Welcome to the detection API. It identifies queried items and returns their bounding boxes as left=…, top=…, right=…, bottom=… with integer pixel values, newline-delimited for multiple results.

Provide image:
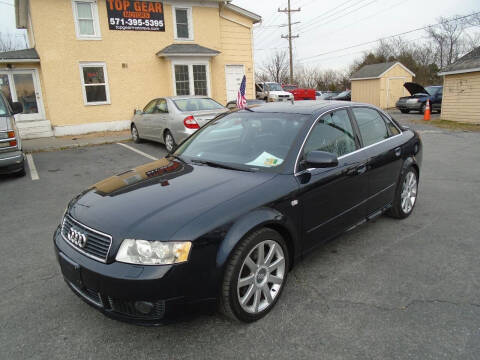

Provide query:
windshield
left=425, top=86, right=439, bottom=96
left=175, top=111, right=310, bottom=172
left=174, top=98, right=225, bottom=112
left=336, top=91, right=349, bottom=97
left=0, top=94, right=8, bottom=116
left=265, top=83, right=284, bottom=92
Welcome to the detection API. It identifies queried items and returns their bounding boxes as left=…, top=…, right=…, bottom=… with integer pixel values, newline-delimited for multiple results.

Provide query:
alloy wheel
left=237, top=240, right=285, bottom=314
left=401, top=171, right=417, bottom=214
left=131, top=126, right=139, bottom=142
left=165, top=133, right=174, bottom=152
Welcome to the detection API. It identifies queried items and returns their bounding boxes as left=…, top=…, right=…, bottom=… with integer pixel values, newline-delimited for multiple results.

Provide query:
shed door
left=386, top=77, right=407, bottom=109
left=225, top=65, right=245, bottom=102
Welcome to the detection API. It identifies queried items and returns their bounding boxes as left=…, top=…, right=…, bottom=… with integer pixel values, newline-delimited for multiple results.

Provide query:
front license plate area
left=59, top=252, right=82, bottom=288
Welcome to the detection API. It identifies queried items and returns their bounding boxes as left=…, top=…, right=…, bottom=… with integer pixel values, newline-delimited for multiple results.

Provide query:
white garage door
left=225, top=65, right=245, bottom=102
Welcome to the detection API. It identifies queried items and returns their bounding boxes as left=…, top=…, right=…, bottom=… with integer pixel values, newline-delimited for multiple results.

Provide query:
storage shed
left=350, top=62, right=415, bottom=109
left=438, top=47, right=480, bottom=124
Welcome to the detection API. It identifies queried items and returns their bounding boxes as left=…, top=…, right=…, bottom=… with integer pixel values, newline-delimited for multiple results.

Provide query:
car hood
left=403, top=82, right=429, bottom=96
left=68, top=157, right=276, bottom=243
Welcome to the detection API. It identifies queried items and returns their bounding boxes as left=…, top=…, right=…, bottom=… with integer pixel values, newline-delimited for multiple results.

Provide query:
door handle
left=346, top=163, right=367, bottom=176
left=394, top=147, right=402, bottom=157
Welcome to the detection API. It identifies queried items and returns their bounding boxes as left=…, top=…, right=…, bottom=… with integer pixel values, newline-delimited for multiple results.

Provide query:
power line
left=297, top=11, right=480, bottom=62
left=296, top=0, right=360, bottom=32
left=298, top=0, right=378, bottom=34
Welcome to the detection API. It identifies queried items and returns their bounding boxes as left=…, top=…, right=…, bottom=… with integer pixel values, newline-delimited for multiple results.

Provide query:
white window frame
left=79, top=62, right=111, bottom=106
left=172, top=6, right=194, bottom=41
left=72, top=0, right=102, bottom=40
left=171, top=58, right=211, bottom=97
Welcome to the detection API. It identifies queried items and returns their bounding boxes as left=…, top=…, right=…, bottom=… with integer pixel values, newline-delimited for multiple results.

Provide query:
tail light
left=183, top=115, right=200, bottom=129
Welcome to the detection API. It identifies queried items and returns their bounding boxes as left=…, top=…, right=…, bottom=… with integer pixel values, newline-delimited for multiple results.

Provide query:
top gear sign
left=106, top=0, right=165, bottom=32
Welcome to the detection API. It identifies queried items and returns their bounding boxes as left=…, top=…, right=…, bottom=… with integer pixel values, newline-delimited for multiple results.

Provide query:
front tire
left=131, top=124, right=141, bottom=143
left=389, top=167, right=418, bottom=219
left=220, top=228, right=289, bottom=322
left=400, top=109, right=410, bottom=114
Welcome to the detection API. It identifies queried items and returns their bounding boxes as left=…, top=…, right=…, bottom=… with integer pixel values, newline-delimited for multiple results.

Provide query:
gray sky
left=1, top=0, right=479, bottom=70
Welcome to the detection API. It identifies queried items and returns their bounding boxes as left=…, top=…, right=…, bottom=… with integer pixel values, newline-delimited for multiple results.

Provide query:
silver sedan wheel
left=131, top=126, right=139, bottom=142
left=165, top=133, right=174, bottom=152
left=401, top=171, right=417, bottom=214
left=237, top=240, right=286, bottom=314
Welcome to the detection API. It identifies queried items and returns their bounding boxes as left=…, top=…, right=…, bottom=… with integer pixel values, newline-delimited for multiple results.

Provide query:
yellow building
left=438, top=47, right=480, bottom=124
left=0, top=0, right=260, bottom=138
left=350, top=62, right=415, bottom=109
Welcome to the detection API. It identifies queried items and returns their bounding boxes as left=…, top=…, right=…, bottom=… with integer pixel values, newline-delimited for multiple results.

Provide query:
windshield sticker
left=246, top=152, right=283, bottom=167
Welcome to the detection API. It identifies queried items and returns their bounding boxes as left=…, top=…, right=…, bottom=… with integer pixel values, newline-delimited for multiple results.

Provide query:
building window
left=72, top=0, right=101, bottom=39
left=173, top=63, right=209, bottom=96
left=79, top=62, right=110, bottom=105
left=173, top=7, right=193, bottom=40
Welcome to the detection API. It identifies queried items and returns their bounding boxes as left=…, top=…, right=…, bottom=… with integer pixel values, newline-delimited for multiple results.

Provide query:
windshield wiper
left=168, top=154, right=185, bottom=163
left=191, top=159, right=254, bottom=172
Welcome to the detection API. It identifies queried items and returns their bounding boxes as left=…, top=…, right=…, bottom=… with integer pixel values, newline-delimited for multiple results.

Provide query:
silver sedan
left=130, top=96, right=228, bottom=152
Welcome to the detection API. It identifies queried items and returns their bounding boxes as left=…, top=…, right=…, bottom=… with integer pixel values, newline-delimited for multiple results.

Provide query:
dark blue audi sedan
left=54, top=100, right=422, bottom=324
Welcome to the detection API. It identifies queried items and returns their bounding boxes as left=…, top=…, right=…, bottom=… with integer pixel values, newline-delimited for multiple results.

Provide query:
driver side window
left=303, top=109, right=357, bottom=158
left=156, top=99, right=168, bottom=113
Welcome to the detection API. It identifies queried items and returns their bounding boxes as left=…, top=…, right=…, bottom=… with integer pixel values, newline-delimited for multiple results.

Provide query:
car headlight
left=407, top=99, right=419, bottom=104
left=116, top=239, right=192, bottom=265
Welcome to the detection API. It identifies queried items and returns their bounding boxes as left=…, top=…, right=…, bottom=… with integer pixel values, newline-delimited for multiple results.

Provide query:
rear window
left=174, top=98, right=224, bottom=112
left=0, top=95, right=8, bottom=116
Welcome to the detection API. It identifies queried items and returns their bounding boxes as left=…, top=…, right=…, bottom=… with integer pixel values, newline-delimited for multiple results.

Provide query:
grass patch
left=411, top=118, right=480, bottom=132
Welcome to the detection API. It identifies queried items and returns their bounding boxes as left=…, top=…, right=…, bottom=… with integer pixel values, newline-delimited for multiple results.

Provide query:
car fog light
left=134, top=301, right=154, bottom=314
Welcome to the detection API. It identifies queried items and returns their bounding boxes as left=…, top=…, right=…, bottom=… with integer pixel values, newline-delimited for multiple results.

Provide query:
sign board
left=106, top=1, right=165, bottom=31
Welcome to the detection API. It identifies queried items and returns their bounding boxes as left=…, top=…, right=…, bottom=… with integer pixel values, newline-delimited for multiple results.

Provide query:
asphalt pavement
left=1, top=114, right=479, bottom=360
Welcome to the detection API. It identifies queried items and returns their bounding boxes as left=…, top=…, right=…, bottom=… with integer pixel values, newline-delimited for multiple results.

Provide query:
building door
left=386, top=77, right=407, bottom=109
left=225, top=65, right=245, bottom=102
left=0, top=69, right=45, bottom=122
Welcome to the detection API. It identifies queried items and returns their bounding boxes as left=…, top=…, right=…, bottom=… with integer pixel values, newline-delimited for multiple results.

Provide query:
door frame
left=224, top=64, right=245, bottom=102
left=0, top=68, right=46, bottom=122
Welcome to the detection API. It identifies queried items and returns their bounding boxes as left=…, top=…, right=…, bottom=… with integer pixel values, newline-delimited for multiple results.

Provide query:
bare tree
left=260, top=50, right=289, bottom=83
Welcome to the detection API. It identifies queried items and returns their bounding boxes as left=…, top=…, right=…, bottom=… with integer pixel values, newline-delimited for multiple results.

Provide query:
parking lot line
left=26, top=154, right=39, bottom=180
left=116, top=143, right=158, bottom=161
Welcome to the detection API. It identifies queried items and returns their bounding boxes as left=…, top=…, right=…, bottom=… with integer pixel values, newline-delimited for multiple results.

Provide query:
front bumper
left=0, top=150, right=24, bottom=174
left=396, top=101, right=423, bottom=111
left=53, top=227, right=217, bottom=325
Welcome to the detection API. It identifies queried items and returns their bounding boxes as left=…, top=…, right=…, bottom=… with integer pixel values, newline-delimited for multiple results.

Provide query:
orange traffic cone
left=423, top=99, right=431, bottom=121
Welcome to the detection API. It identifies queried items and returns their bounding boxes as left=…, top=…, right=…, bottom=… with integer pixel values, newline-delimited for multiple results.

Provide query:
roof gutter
left=438, top=67, right=480, bottom=76
left=0, top=59, right=40, bottom=63
left=15, top=0, right=29, bottom=29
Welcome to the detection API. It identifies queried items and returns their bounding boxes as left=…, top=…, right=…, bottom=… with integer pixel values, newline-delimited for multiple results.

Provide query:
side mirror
left=303, top=151, right=338, bottom=169
left=134, top=109, right=142, bottom=115
left=11, top=102, right=23, bottom=115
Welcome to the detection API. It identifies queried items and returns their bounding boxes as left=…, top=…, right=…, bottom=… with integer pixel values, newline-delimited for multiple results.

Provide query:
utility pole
left=279, top=0, right=300, bottom=84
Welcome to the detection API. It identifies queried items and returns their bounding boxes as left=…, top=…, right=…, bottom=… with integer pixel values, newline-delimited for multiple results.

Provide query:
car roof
left=242, top=100, right=375, bottom=115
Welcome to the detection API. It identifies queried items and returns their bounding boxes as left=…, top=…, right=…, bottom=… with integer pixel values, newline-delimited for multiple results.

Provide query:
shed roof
left=438, top=46, right=480, bottom=76
left=350, top=61, right=415, bottom=80
left=156, top=44, right=220, bottom=57
left=0, top=48, right=40, bottom=63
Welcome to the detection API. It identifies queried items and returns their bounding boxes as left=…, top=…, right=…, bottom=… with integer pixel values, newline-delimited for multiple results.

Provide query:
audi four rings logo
left=67, top=228, right=87, bottom=248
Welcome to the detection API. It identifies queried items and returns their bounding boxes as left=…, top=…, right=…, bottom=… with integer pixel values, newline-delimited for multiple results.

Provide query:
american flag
left=236, top=75, right=247, bottom=109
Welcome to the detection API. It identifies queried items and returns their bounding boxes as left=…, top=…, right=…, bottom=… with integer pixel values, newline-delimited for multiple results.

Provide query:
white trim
left=224, top=3, right=261, bottom=23
left=170, top=57, right=211, bottom=97
left=53, top=120, right=130, bottom=136
left=161, top=53, right=217, bottom=57
left=438, top=67, right=480, bottom=76
left=351, top=62, right=415, bottom=81
left=172, top=6, right=194, bottom=41
left=219, top=13, right=251, bottom=28
left=78, top=62, right=111, bottom=106
left=71, top=0, right=102, bottom=40
left=0, top=59, right=40, bottom=63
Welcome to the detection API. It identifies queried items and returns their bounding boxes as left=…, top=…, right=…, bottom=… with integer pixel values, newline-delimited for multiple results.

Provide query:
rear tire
left=164, top=130, right=176, bottom=153
left=220, top=228, right=289, bottom=323
left=388, top=166, right=418, bottom=219
left=131, top=124, right=141, bottom=143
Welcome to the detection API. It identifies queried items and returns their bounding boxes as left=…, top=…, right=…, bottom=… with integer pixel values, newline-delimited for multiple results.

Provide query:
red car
left=282, top=84, right=316, bottom=101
